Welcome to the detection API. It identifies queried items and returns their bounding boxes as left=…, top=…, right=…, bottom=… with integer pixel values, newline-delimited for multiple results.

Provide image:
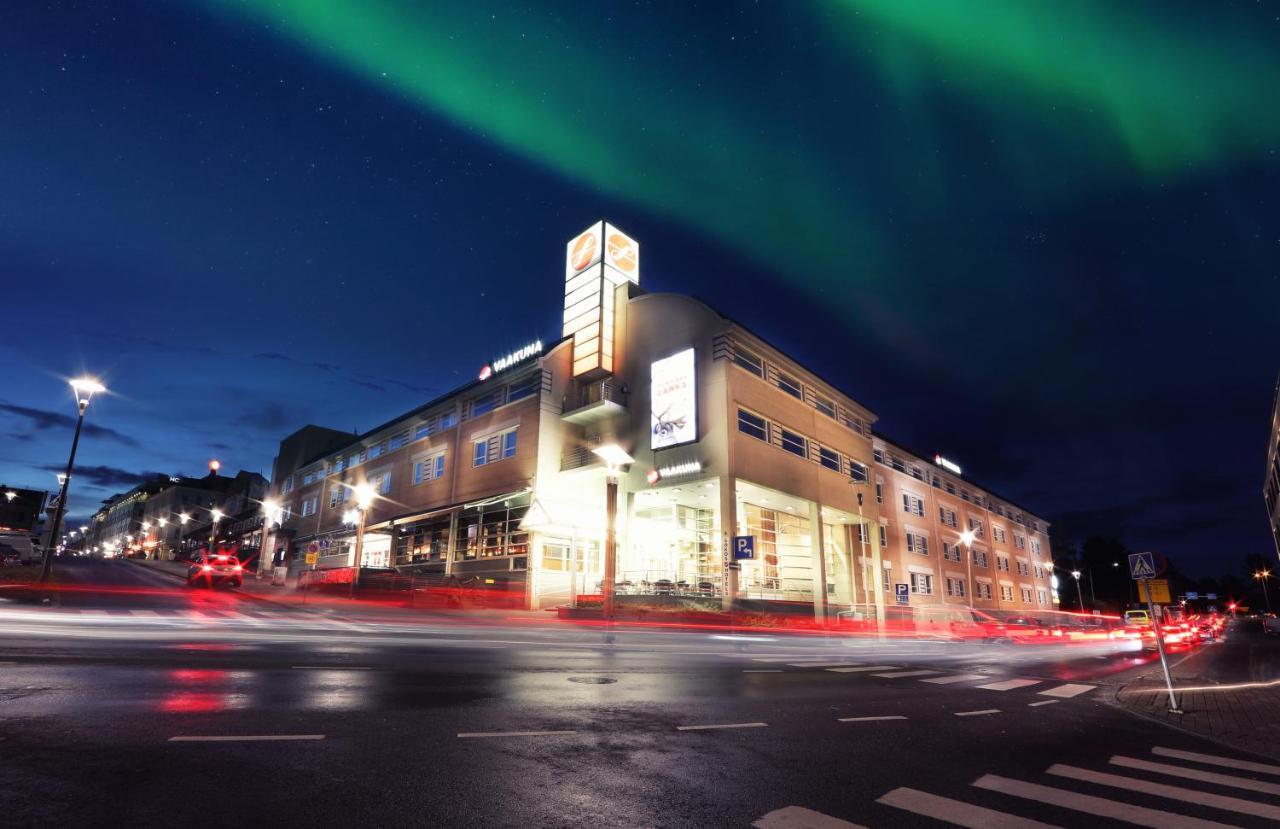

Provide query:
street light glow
left=353, top=483, right=376, bottom=511
left=68, top=377, right=106, bottom=396
left=211, top=509, right=224, bottom=521
left=959, top=529, right=976, bottom=545
left=179, top=512, right=190, bottom=524
left=4, top=490, right=16, bottom=502
left=592, top=444, right=635, bottom=468
left=1071, top=570, right=1082, bottom=579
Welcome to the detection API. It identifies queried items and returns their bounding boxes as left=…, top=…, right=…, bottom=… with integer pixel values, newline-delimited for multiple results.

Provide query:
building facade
left=0, top=485, right=47, bottom=533
left=1265, top=377, right=1280, bottom=563
left=264, top=221, right=1055, bottom=618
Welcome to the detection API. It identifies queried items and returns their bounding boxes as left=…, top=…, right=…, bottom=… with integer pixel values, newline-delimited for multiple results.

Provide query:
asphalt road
left=2, top=558, right=1278, bottom=828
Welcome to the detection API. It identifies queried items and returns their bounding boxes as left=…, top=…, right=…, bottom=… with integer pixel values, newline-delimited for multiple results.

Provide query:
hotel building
left=263, top=221, right=1055, bottom=619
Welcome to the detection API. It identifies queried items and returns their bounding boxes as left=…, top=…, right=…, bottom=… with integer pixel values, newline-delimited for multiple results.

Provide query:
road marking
left=751, top=657, right=812, bottom=662
left=457, top=730, right=578, bottom=739
left=976, top=679, right=1040, bottom=692
left=825, top=665, right=899, bottom=673
left=169, top=735, right=325, bottom=742
left=1110, top=755, right=1280, bottom=796
left=973, top=774, right=1234, bottom=829
left=786, top=662, right=862, bottom=668
left=743, top=669, right=784, bottom=673
left=872, top=670, right=940, bottom=678
left=1152, top=746, right=1280, bottom=776
left=130, top=610, right=161, bottom=617
left=955, top=709, right=1001, bottom=717
left=1050, top=764, right=1280, bottom=821
left=290, top=666, right=372, bottom=671
left=677, top=722, right=767, bottom=731
left=1038, top=684, right=1094, bottom=699
left=752, top=805, right=867, bottom=829
left=1028, top=700, right=1059, bottom=707
left=837, top=715, right=907, bottom=722
left=920, top=673, right=986, bottom=684
left=878, top=786, right=1063, bottom=829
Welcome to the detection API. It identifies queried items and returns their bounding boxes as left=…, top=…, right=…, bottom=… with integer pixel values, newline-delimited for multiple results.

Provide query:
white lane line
left=921, top=673, right=986, bottom=685
left=825, top=665, right=899, bottom=673
left=290, top=666, right=372, bottom=671
left=169, top=735, right=324, bottom=742
left=878, top=786, right=1063, bottom=829
left=1111, top=755, right=1280, bottom=796
left=977, top=679, right=1040, bottom=692
left=752, top=805, right=867, bottom=829
left=955, top=709, right=1001, bottom=717
left=837, top=715, right=908, bottom=722
left=1152, top=746, right=1280, bottom=777
left=677, top=722, right=767, bottom=731
left=130, top=610, right=161, bottom=617
left=751, top=657, right=813, bottom=662
left=1038, top=684, right=1095, bottom=699
left=973, top=774, right=1234, bottom=829
left=786, top=662, right=863, bottom=668
left=1050, top=764, right=1280, bottom=822
left=872, top=670, right=940, bottom=678
left=457, top=730, right=578, bottom=739
left=1028, top=700, right=1060, bottom=707
left=743, top=669, right=784, bottom=673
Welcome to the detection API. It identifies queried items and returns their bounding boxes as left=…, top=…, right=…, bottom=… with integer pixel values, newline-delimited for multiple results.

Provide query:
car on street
left=186, top=554, right=244, bottom=588
left=1264, top=614, right=1280, bottom=635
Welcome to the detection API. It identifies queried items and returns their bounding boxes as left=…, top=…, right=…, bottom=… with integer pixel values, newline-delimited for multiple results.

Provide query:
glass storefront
left=627, top=479, right=720, bottom=593
left=456, top=491, right=530, bottom=568
left=394, top=514, right=451, bottom=567
left=740, top=501, right=812, bottom=600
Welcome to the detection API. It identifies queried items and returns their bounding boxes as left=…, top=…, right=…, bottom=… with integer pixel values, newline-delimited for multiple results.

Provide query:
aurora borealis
left=1, top=1, right=1278, bottom=573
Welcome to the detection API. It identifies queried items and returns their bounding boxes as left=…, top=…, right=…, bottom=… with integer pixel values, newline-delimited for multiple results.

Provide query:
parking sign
left=895, top=583, right=910, bottom=605
left=733, top=535, right=755, bottom=561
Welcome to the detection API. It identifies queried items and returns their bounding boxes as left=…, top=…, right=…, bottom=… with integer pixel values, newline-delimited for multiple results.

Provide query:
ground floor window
left=395, top=514, right=451, bottom=565
left=456, top=493, right=530, bottom=561
left=741, top=502, right=811, bottom=596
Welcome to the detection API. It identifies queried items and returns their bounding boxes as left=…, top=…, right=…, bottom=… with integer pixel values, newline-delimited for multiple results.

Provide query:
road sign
left=306, top=541, right=319, bottom=555
left=1206, top=593, right=1218, bottom=600
left=1138, top=579, right=1171, bottom=604
left=1129, top=552, right=1157, bottom=579
left=894, top=583, right=910, bottom=605
left=319, top=538, right=332, bottom=550
left=733, top=535, right=755, bottom=561
left=304, top=552, right=318, bottom=565
left=1186, top=591, right=1200, bottom=600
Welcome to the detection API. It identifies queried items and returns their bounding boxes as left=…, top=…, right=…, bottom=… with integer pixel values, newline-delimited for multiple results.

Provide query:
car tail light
left=202, top=564, right=212, bottom=572
left=233, top=564, right=242, bottom=571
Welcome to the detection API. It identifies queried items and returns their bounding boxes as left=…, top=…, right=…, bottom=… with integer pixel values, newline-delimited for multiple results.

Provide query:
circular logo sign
left=478, top=364, right=493, bottom=381
left=569, top=230, right=598, bottom=271
left=607, top=232, right=637, bottom=273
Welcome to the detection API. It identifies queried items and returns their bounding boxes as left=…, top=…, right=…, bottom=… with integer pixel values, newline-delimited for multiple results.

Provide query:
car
left=1264, top=614, right=1280, bottom=635
left=187, top=554, right=243, bottom=588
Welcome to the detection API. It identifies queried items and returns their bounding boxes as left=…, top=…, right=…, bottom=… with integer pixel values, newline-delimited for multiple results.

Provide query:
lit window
left=902, top=493, right=924, bottom=517
left=413, top=454, right=445, bottom=485
left=906, top=531, right=929, bottom=556
left=910, top=573, right=933, bottom=595
left=473, top=440, right=487, bottom=467
left=737, top=409, right=768, bottom=441
left=502, top=431, right=517, bottom=458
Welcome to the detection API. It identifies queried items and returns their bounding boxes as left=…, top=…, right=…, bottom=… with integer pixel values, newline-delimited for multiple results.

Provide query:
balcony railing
left=561, top=379, right=627, bottom=417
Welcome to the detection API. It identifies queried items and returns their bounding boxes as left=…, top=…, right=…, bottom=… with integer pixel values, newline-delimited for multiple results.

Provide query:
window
left=1016, top=560, right=1029, bottom=576
left=302, top=471, right=316, bottom=486
left=1037, top=589, right=1048, bottom=605
left=734, top=348, right=764, bottom=378
left=947, top=577, right=966, bottom=598
left=388, top=431, right=408, bottom=452
left=992, top=526, right=1006, bottom=544
left=368, top=471, right=392, bottom=495
left=415, top=421, right=434, bottom=441
left=329, top=484, right=350, bottom=509
left=780, top=429, right=807, bottom=458
left=902, top=493, right=924, bottom=517
left=473, top=429, right=518, bottom=467
left=906, top=530, right=929, bottom=556
left=1000, top=584, right=1014, bottom=602
left=1030, top=539, right=1042, bottom=556
left=939, top=507, right=957, bottom=528
left=942, top=541, right=962, bottom=562
left=440, top=411, right=458, bottom=430
left=848, top=460, right=868, bottom=482
left=1033, top=565, right=1043, bottom=579
left=879, top=524, right=888, bottom=549
left=470, top=390, right=501, bottom=418
left=1014, top=534, right=1026, bottom=550
left=367, top=443, right=383, bottom=461
left=1021, top=587, right=1033, bottom=603
left=875, top=479, right=884, bottom=503
left=777, top=372, right=803, bottom=400
left=996, top=556, right=1010, bottom=572
left=819, top=446, right=840, bottom=471
left=968, top=517, right=985, bottom=538
left=413, top=454, right=445, bottom=485
left=737, top=408, right=768, bottom=441
left=973, top=548, right=989, bottom=568
left=300, top=497, right=318, bottom=517
left=873, top=448, right=884, bottom=465
left=882, top=566, right=891, bottom=591
left=506, top=373, right=541, bottom=403
left=976, top=582, right=993, bottom=600
left=812, top=393, right=835, bottom=419
left=910, top=572, right=933, bottom=595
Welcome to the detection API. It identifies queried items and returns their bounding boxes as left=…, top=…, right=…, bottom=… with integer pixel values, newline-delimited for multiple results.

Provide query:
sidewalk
left=1109, top=625, right=1280, bottom=760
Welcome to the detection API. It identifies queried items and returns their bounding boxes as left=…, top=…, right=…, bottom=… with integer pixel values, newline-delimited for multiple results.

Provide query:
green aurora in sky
left=190, top=0, right=1280, bottom=358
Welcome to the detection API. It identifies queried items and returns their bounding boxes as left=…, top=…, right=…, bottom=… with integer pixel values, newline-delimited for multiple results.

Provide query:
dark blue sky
left=1, top=1, right=1277, bottom=576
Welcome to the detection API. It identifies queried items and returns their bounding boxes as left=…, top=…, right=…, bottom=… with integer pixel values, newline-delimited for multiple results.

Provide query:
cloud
left=349, top=379, right=387, bottom=393
left=0, top=402, right=140, bottom=447
left=40, top=464, right=167, bottom=489
left=252, top=352, right=293, bottom=361
left=237, top=400, right=292, bottom=433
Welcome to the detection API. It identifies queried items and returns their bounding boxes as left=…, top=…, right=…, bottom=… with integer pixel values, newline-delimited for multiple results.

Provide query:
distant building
left=0, top=485, right=47, bottom=533
left=261, top=221, right=1056, bottom=617
left=1265, top=377, right=1280, bottom=561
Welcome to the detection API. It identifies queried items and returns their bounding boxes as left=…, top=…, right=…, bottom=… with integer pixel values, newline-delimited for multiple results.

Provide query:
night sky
left=2, top=1, right=1278, bottom=576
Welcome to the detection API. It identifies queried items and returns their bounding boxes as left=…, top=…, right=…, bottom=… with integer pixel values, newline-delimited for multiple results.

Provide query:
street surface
left=2, top=558, right=1279, bottom=827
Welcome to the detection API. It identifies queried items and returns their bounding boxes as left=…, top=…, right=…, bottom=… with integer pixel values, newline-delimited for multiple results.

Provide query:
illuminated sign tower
left=562, top=221, right=640, bottom=378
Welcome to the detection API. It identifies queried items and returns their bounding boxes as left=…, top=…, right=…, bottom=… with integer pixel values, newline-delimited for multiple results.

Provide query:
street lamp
left=959, top=528, right=976, bottom=605
left=40, top=376, right=106, bottom=583
left=4, top=490, right=16, bottom=502
left=1071, top=569, right=1085, bottom=612
left=347, top=483, right=376, bottom=593
left=209, top=508, right=224, bottom=556
left=177, top=512, right=190, bottom=560
left=259, top=498, right=282, bottom=578
left=1255, top=569, right=1273, bottom=613
left=592, top=444, right=633, bottom=636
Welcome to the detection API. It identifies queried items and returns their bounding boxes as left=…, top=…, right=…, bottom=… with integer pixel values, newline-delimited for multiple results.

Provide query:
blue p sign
left=733, top=535, right=755, bottom=560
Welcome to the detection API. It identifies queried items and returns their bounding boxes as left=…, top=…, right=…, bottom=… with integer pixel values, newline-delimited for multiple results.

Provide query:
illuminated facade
left=265, top=221, right=1054, bottom=617
left=1264, top=377, right=1280, bottom=562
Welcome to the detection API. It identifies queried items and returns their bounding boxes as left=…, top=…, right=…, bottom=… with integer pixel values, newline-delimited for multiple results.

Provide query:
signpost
left=1186, top=591, right=1200, bottom=600
left=1137, top=579, right=1171, bottom=603
left=733, top=536, right=755, bottom=561
left=1130, top=551, right=1180, bottom=713
left=894, top=583, right=909, bottom=606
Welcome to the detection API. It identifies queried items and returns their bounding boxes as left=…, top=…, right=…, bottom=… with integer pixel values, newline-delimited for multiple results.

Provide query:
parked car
left=1263, top=614, right=1280, bottom=635
left=186, top=554, right=243, bottom=588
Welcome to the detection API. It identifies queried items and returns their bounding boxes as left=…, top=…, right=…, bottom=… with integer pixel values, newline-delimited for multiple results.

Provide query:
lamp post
left=1071, top=569, right=1085, bottom=612
left=592, top=444, right=633, bottom=641
left=959, top=528, right=976, bottom=605
left=39, top=377, right=106, bottom=584
left=346, top=483, right=376, bottom=595
left=156, top=518, right=168, bottom=560
left=260, top=498, right=282, bottom=578
left=209, top=508, right=224, bottom=557
left=177, top=512, right=190, bottom=560
left=1255, top=569, right=1273, bottom=613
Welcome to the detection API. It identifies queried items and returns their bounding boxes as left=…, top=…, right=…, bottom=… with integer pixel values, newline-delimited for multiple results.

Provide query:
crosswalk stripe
left=955, top=709, right=1001, bottom=717
left=1028, top=700, right=1059, bottom=707
left=1152, top=746, right=1280, bottom=777
left=837, top=716, right=907, bottom=722
left=878, top=786, right=1062, bottom=828
left=1037, top=684, right=1094, bottom=699
left=973, top=774, right=1236, bottom=829
left=1050, top=763, right=1280, bottom=821
left=1110, top=755, right=1280, bottom=796
left=976, top=679, right=1040, bottom=692
left=871, top=670, right=940, bottom=678
left=825, top=666, right=899, bottom=673
left=921, top=674, right=987, bottom=684
left=752, top=805, right=866, bottom=829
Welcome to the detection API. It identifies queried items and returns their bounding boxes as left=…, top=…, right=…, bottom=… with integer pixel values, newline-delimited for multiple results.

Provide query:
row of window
left=890, top=480, right=1041, bottom=554
left=882, top=568, right=1048, bottom=605
left=737, top=408, right=869, bottom=482
left=872, top=447, right=1044, bottom=534
left=728, top=342, right=868, bottom=436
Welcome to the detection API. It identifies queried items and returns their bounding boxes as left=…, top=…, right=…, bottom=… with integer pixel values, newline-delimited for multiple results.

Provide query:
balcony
left=561, top=379, right=627, bottom=425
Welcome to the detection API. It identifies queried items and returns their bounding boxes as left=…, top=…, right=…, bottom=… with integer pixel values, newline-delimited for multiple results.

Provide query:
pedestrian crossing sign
left=1128, top=552, right=1157, bottom=579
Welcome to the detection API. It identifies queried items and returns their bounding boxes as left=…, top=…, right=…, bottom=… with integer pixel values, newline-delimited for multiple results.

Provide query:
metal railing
left=561, top=378, right=627, bottom=415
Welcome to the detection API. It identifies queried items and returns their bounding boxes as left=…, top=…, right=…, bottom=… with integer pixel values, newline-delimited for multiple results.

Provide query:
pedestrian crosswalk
left=753, top=744, right=1280, bottom=828
left=0, top=605, right=363, bottom=630
left=736, top=655, right=1097, bottom=701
